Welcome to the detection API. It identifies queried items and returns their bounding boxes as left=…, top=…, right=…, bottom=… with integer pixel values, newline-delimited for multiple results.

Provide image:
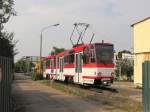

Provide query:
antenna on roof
left=89, top=33, right=95, bottom=44
left=70, top=25, right=76, bottom=46
left=70, top=22, right=92, bottom=47
left=80, top=24, right=89, bottom=44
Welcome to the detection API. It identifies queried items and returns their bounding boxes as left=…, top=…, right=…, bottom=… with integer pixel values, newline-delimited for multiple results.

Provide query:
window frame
left=90, top=45, right=96, bottom=63
left=83, top=47, right=90, bottom=64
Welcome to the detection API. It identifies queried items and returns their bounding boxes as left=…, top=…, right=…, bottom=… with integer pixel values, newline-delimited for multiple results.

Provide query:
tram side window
left=59, top=58, right=62, bottom=72
left=75, top=53, right=82, bottom=73
left=61, top=58, right=64, bottom=72
left=59, top=58, right=64, bottom=72
left=64, top=53, right=74, bottom=65
left=64, top=55, right=69, bottom=65
left=57, top=57, right=59, bottom=68
left=79, top=53, right=82, bottom=73
left=75, top=54, right=78, bottom=73
left=62, top=58, right=64, bottom=72
left=50, top=60, right=52, bottom=69
left=69, top=53, right=74, bottom=64
left=83, top=47, right=89, bottom=64
left=64, top=56, right=67, bottom=65
left=51, top=60, right=54, bottom=73
left=90, top=48, right=96, bottom=63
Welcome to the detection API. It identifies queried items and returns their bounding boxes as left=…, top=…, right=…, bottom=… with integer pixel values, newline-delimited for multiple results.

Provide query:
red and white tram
left=43, top=42, right=114, bottom=86
left=43, top=23, right=115, bottom=86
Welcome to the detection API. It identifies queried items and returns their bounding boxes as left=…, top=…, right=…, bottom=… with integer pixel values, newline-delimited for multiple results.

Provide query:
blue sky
left=4, top=0, right=150, bottom=60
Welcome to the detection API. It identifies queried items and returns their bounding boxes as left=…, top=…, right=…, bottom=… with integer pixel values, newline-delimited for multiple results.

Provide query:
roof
left=131, top=17, right=150, bottom=27
left=47, top=55, right=56, bottom=59
left=46, top=42, right=114, bottom=59
left=57, top=52, right=64, bottom=57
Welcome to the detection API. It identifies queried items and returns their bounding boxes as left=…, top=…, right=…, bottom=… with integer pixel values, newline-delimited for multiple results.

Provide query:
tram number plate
left=83, top=79, right=94, bottom=84
left=102, top=78, right=110, bottom=81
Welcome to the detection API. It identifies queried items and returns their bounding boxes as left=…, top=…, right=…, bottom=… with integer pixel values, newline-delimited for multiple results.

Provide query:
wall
left=134, top=53, right=150, bottom=86
left=134, top=19, right=150, bottom=53
left=133, top=19, right=150, bottom=86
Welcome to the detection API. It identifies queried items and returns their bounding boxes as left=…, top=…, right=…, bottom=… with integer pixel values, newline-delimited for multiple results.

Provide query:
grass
left=41, top=80, right=88, bottom=98
left=40, top=80, right=142, bottom=112
left=111, top=93, right=142, bottom=112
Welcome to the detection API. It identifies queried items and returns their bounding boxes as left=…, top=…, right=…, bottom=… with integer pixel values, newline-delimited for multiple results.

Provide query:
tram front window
left=95, top=44, right=114, bottom=64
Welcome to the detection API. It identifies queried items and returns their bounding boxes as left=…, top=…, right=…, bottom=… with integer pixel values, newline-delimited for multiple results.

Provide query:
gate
left=0, top=56, right=13, bottom=112
left=142, top=61, right=150, bottom=112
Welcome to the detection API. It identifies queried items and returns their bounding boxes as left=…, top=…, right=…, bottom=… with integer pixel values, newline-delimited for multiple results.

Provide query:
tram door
left=75, top=53, right=82, bottom=83
left=59, top=58, right=64, bottom=81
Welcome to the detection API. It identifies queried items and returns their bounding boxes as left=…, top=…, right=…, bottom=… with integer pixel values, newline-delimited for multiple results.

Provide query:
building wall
left=134, top=53, right=150, bottom=86
left=134, top=19, right=150, bottom=53
left=134, top=54, right=143, bottom=86
left=133, top=18, right=150, bottom=86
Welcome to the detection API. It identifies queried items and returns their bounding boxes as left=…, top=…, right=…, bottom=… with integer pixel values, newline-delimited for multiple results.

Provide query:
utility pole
left=39, top=24, right=59, bottom=74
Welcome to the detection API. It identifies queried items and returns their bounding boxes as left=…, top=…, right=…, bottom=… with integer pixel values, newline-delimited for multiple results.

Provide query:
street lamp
left=39, top=23, right=60, bottom=74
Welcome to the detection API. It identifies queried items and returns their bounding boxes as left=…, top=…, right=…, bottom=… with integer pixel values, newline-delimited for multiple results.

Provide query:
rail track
left=54, top=80, right=118, bottom=94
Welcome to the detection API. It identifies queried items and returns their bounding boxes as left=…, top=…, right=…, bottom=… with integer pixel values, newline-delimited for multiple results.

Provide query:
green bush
left=115, top=59, right=133, bottom=81
left=31, top=73, right=43, bottom=81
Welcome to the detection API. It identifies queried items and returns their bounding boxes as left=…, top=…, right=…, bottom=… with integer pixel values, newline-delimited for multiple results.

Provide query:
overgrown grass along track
left=40, top=80, right=142, bottom=112
left=42, top=79, right=118, bottom=94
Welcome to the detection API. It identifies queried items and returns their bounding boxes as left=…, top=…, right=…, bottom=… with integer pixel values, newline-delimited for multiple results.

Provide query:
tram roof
left=46, top=42, right=113, bottom=59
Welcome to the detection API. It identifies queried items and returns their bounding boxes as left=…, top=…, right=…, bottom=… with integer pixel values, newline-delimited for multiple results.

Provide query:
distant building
left=114, top=53, right=118, bottom=63
left=22, top=56, right=40, bottom=62
left=122, top=53, right=133, bottom=60
left=114, top=52, right=133, bottom=62
left=131, top=17, right=150, bottom=87
left=21, top=56, right=44, bottom=73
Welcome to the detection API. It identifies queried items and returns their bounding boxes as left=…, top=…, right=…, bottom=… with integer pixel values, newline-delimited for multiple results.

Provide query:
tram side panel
left=82, top=67, right=114, bottom=86
left=82, top=67, right=97, bottom=85
left=44, top=56, right=114, bottom=86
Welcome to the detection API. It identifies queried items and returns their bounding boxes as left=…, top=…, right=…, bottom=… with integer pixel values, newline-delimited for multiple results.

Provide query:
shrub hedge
left=31, top=73, right=43, bottom=81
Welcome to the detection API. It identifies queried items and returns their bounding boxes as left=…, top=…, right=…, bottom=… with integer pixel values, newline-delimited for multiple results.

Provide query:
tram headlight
left=111, top=72, right=114, bottom=76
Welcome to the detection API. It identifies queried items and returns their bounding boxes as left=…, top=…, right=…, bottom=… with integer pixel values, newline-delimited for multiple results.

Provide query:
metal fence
left=142, top=61, right=150, bottom=112
left=0, top=56, right=13, bottom=112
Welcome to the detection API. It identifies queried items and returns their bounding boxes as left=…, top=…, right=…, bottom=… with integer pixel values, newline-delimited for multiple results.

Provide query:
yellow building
left=132, top=17, right=150, bottom=87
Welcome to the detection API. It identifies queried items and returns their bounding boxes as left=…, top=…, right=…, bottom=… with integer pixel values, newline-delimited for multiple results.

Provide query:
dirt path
left=12, top=74, right=142, bottom=112
left=12, top=74, right=110, bottom=112
left=112, top=82, right=142, bottom=102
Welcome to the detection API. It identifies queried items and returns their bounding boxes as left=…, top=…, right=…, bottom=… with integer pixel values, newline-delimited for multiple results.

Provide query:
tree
left=0, top=0, right=16, bottom=24
left=0, top=32, right=18, bottom=58
left=50, top=46, right=65, bottom=55
left=115, top=59, right=133, bottom=81
left=118, top=50, right=132, bottom=59
left=0, top=0, right=17, bottom=58
left=15, top=59, right=27, bottom=72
